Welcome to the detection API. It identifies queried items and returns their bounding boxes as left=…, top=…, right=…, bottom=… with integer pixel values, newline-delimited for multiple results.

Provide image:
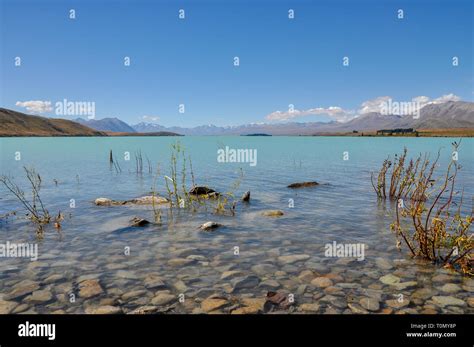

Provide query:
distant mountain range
left=1, top=101, right=473, bottom=136
left=129, top=101, right=474, bottom=135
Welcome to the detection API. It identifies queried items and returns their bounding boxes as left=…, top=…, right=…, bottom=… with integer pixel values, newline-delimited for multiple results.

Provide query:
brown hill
left=0, top=108, right=105, bottom=136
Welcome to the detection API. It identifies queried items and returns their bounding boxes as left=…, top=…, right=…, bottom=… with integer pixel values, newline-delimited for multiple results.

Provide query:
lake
left=0, top=136, right=473, bottom=314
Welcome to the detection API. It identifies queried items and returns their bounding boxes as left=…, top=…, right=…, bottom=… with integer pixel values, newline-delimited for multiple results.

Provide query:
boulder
left=201, top=297, right=229, bottom=313
left=264, top=291, right=294, bottom=312
left=78, top=279, right=103, bottom=298
left=199, top=221, right=222, bottom=231
left=232, top=298, right=265, bottom=314
left=359, top=297, right=380, bottom=312
left=287, top=181, right=319, bottom=188
left=128, top=196, right=168, bottom=205
left=95, top=196, right=168, bottom=206
left=94, top=198, right=125, bottom=206
left=261, top=210, right=284, bottom=217
left=432, top=296, right=466, bottom=307
left=0, top=300, right=19, bottom=314
left=311, top=277, right=333, bottom=288
left=231, top=276, right=260, bottom=292
left=151, top=292, right=176, bottom=306
left=277, top=254, right=310, bottom=264
left=130, top=217, right=151, bottom=227
left=379, top=274, right=401, bottom=285
left=189, top=186, right=219, bottom=197
left=4, top=280, right=40, bottom=300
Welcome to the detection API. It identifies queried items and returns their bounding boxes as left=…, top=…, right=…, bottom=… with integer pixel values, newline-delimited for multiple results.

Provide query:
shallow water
left=0, top=136, right=473, bottom=314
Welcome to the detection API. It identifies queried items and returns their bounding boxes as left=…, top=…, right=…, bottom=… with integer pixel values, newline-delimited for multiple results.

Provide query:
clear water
left=0, top=136, right=472, bottom=314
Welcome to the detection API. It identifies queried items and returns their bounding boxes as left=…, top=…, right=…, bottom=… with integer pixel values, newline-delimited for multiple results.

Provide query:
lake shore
left=1, top=136, right=472, bottom=314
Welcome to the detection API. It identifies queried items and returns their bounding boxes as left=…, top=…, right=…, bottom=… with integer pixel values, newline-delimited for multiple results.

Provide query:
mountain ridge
left=130, top=101, right=474, bottom=135
left=0, top=108, right=105, bottom=137
left=2, top=101, right=473, bottom=136
left=74, top=117, right=136, bottom=133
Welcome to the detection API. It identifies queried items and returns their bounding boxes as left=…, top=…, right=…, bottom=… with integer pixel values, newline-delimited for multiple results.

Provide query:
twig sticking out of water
left=146, top=155, right=152, bottom=174
left=108, top=150, right=122, bottom=173
left=135, top=150, right=143, bottom=174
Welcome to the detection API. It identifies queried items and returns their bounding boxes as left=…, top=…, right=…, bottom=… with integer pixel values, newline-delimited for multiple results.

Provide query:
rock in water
left=264, top=291, right=294, bottom=312
left=277, top=254, right=310, bottom=264
left=94, top=198, right=118, bottom=206
left=359, top=297, right=380, bottom=312
left=287, top=182, right=319, bottom=188
left=130, top=217, right=151, bottom=227
left=78, top=279, right=103, bottom=298
left=231, top=276, right=260, bottom=292
left=379, top=274, right=401, bottom=285
left=242, top=191, right=250, bottom=202
left=86, top=305, right=122, bottom=314
left=4, top=280, right=40, bottom=300
left=375, top=257, right=394, bottom=270
left=432, top=296, right=466, bottom=307
left=129, top=196, right=168, bottom=205
left=151, top=293, right=176, bottom=306
left=189, top=186, right=219, bottom=196
left=311, top=277, right=333, bottom=288
left=261, top=210, right=284, bottom=217
left=0, top=300, right=19, bottom=314
left=95, top=196, right=168, bottom=206
left=199, top=221, right=222, bottom=231
left=440, top=283, right=462, bottom=294
left=201, top=297, right=229, bottom=313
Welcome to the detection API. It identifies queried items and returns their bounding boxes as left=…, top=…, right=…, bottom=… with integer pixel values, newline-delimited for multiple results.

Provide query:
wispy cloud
left=141, top=115, right=160, bottom=122
left=265, top=94, right=462, bottom=122
left=358, top=96, right=392, bottom=114
left=266, top=106, right=354, bottom=122
left=16, top=100, right=52, bottom=113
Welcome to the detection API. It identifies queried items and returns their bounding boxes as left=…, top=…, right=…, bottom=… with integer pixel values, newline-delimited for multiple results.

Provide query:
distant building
left=376, top=128, right=418, bottom=136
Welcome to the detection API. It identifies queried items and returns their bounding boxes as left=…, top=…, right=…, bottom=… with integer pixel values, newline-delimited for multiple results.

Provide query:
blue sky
left=1, top=0, right=472, bottom=127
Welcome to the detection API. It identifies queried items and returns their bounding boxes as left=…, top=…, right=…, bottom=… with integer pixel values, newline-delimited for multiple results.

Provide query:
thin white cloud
left=141, top=115, right=160, bottom=122
left=358, top=96, right=392, bottom=114
left=16, top=100, right=52, bottom=113
left=266, top=106, right=354, bottom=122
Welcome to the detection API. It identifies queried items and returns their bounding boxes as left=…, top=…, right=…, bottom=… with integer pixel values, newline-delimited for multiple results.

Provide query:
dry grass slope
left=0, top=108, right=105, bottom=136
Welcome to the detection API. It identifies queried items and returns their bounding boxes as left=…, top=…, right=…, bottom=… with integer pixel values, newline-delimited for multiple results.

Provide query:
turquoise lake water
left=0, top=136, right=472, bottom=314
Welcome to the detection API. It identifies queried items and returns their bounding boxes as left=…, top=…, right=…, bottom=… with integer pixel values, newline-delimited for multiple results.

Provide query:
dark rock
left=287, top=181, right=319, bottom=188
left=130, top=217, right=151, bottom=227
left=231, top=276, right=260, bottom=292
left=199, top=221, right=222, bottom=231
left=264, top=291, right=294, bottom=312
left=242, top=191, right=250, bottom=202
left=189, top=186, right=219, bottom=196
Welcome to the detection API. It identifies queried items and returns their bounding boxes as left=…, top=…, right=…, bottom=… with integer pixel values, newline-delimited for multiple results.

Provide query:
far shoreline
left=1, top=128, right=474, bottom=138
